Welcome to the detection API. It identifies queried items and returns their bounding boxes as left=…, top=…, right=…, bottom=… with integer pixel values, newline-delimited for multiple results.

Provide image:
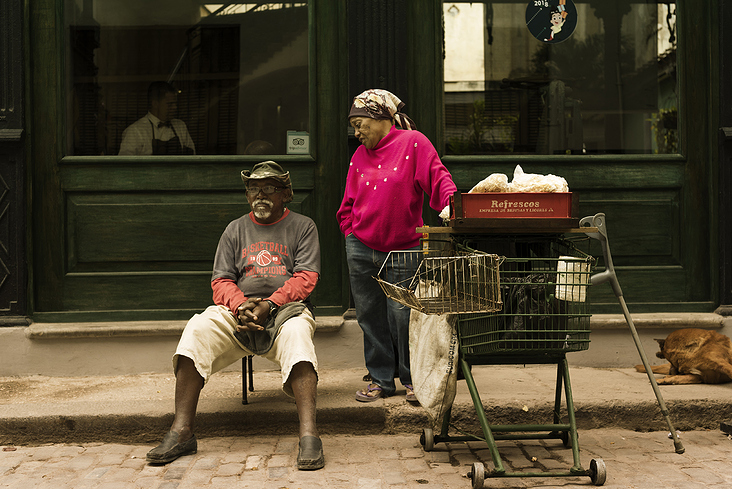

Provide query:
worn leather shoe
left=297, top=435, right=324, bottom=470
left=146, top=431, right=197, bottom=464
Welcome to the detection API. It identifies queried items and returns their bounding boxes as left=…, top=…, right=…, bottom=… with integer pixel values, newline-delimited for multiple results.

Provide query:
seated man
left=118, top=81, right=196, bottom=155
left=146, top=161, right=324, bottom=470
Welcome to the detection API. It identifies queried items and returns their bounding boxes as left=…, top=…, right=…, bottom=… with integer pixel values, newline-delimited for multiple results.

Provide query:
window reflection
left=66, top=2, right=309, bottom=156
left=443, top=1, right=678, bottom=155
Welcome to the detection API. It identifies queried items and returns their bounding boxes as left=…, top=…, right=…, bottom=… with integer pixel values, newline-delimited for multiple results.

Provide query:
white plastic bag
left=469, top=173, right=510, bottom=193
left=409, top=310, right=459, bottom=427
left=508, top=164, right=569, bottom=193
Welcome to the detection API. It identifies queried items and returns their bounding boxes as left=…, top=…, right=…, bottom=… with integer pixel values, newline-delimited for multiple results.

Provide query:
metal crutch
left=579, top=213, right=685, bottom=454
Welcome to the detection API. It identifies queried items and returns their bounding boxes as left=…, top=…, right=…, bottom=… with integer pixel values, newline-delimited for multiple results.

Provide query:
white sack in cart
left=509, top=164, right=569, bottom=193
left=439, top=172, right=511, bottom=218
left=469, top=173, right=510, bottom=193
left=409, top=310, right=458, bottom=427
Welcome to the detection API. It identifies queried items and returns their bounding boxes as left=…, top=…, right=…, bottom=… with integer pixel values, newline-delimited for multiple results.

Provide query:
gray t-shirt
left=212, top=210, right=321, bottom=299
left=211, top=211, right=320, bottom=355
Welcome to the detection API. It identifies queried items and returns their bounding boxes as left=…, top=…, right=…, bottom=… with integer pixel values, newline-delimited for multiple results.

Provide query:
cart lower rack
left=422, top=355, right=606, bottom=487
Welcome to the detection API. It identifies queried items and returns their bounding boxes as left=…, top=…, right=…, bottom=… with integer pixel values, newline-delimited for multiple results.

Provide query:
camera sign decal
left=286, top=131, right=310, bottom=154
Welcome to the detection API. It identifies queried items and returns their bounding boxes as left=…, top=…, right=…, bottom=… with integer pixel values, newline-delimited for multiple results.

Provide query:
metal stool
left=241, top=355, right=254, bottom=404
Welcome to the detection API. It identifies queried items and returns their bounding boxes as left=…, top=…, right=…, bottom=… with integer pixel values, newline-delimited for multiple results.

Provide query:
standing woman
left=337, top=89, right=457, bottom=403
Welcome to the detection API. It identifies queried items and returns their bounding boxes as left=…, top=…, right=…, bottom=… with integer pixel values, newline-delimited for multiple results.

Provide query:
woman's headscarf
left=348, top=89, right=417, bottom=130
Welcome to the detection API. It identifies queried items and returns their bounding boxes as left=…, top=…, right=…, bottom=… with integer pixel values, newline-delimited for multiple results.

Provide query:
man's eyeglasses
left=246, top=185, right=287, bottom=197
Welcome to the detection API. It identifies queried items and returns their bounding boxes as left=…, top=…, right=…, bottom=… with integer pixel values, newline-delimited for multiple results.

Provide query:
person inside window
left=118, top=81, right=196, bottom=155
left=244, top=139, right=275, bottom=155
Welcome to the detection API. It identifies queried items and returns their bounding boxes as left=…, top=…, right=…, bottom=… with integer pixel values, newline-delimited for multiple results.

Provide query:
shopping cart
left=403, top=213, right=685, bottom=487
left=379, top=236, right=607, bottom=486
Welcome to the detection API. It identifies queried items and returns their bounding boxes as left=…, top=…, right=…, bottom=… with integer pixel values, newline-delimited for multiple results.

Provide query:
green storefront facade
left=1, top=1, right=729, bottom=324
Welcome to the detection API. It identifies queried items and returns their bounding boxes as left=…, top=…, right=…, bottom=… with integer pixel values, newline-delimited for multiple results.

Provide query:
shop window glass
left=443, top=1, right=678, bottom=155
left=65, top=2, right=309, bottom=156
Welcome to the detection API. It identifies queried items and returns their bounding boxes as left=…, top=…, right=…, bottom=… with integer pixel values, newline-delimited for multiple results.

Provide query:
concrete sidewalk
left=3, top=430, right=732, bottom=488
left=2, top=430, right=732, bottom=489
left=2, top=364, right=731, bottom=446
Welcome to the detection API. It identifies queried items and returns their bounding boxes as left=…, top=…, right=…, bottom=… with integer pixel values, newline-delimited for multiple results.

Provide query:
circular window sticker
left=526, top=0, right=577, bottom=44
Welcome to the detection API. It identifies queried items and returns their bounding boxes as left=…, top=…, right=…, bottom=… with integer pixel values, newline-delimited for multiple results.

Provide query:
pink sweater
left=337, top=126, right=456, bottom=252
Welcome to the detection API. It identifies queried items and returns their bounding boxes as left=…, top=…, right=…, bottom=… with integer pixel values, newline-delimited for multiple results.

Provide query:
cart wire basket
left=458, top=238, right=595, bottom=356
left=374, top=248, right=503, bottom=314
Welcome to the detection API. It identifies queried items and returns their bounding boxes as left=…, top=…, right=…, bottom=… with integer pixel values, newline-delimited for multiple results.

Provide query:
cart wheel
left=589, top=458, right=606, bottom=486
left=467, top=462, right=485, bottom=489
left=420, top=428, right=434, bottom=452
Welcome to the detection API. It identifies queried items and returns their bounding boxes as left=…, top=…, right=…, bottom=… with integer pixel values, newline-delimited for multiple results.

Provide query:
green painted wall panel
left=66, top=192, right=310, bottom=268
left=587, top=267, right=690, bottom=312
left=62, top=273, right=212, bottom=311
left=579, top=192, right=680, bottom=265
left=59, top=160, right=316, bottom=191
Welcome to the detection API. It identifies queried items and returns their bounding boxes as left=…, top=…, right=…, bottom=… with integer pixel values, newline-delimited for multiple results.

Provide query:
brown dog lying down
left=635, top=328, right=732, bottom=385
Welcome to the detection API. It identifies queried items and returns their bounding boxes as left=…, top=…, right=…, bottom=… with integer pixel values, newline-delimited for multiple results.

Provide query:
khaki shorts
left=174, top=305, right=318, bottom=397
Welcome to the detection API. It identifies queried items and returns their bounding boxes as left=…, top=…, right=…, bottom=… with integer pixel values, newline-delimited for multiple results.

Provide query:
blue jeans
left=345, top=234, right=419, bottom=395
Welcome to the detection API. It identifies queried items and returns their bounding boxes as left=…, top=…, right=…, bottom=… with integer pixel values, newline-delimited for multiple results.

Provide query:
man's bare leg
left=289, top=360, right=318, bottom=437
left=146, top=355, right=203, bottom=464
left=289, top=360, right=323, bottom=469
left=170, top=355, right=204, bottom=440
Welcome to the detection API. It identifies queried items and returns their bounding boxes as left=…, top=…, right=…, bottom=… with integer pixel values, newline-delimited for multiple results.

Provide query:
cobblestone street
left=2, top=429, right=732, bottom=488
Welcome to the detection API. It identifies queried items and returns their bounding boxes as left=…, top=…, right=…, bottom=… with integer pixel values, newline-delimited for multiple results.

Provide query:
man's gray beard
left=252, top=198, right=274, bottom=219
